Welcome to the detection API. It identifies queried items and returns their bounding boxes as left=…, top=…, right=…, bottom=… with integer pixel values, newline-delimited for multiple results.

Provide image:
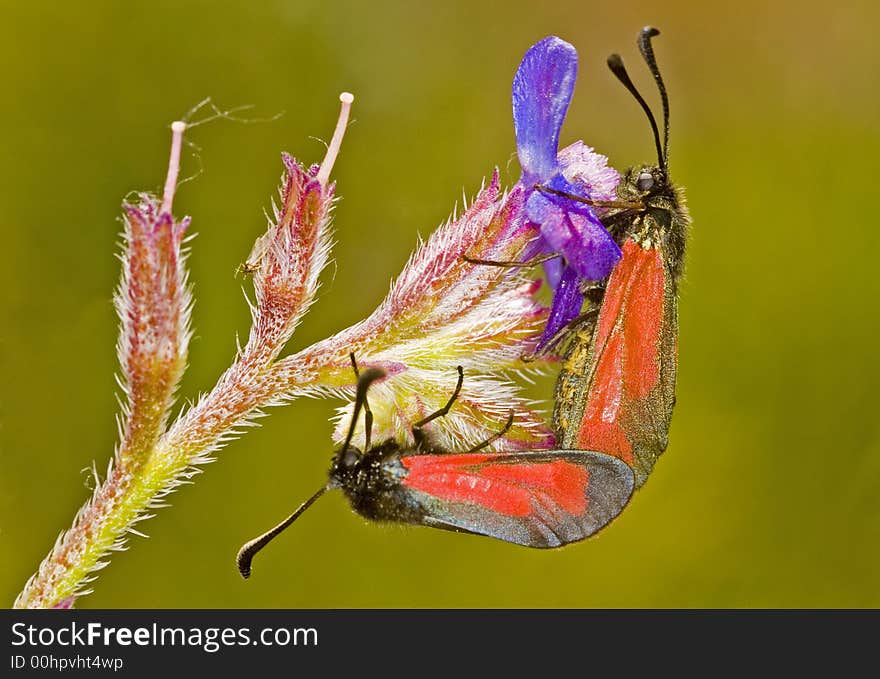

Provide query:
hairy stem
left=14, top=101, right=354, bottom=608
left=15, top=346, right=322, bottom=608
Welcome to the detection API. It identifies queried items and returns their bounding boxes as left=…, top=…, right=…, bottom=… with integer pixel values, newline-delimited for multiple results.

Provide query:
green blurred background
left=2, top=0, right=878, bottom=608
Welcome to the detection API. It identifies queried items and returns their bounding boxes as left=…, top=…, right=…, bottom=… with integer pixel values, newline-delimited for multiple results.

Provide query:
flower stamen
left=160, top=121, right=186, bottom=215
left=317, top=92, right=354, bottom=188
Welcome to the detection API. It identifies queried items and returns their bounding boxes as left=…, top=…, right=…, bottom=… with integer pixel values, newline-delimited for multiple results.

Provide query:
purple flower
left=513, top=36, right=622, bottom=348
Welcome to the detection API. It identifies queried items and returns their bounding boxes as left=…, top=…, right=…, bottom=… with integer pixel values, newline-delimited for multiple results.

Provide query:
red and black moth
left=236, top=28, right=687, bottom=577
left=551, top=27, right=690, bottom=487
left=236, top=360, right=634, bottom=578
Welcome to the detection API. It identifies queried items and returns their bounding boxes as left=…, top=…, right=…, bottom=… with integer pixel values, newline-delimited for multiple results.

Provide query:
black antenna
left=341, top=367, right=385, bottom=453
left=236, top=486, right=327, bottom=579
left=638, top=26, right=669, bottom=172
left=236, top=366, right=386, bottom=579
left=606, top=53, right=664, bottom=173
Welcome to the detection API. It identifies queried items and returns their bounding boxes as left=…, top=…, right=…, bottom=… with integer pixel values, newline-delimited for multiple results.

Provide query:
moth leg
left=349, top=352, right=374, bottom=451
left=536, top=184, right=644, bottom=210
left=412, top=366, right=464, bottom=448
left=462, top=252, right=562, bottom=268
left=464, top=411, right=515, bottom=454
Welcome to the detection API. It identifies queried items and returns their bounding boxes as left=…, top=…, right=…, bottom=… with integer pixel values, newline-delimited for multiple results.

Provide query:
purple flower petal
left=524, top=187, right=557, bottom=225
left=511, top=37, right=625, bottom=353
left=542, top=171, right=598, bottom=217
left=562, top=211, right=622, bottom=280
left=513, top=36, right=578, bottom=186
left=542, top=252, right=563, bottom=289
left=529, top=175, right=622, bottom=283
left=536, top=201, right=572, bottom=253
left=538, top=265, right=583, bottom=350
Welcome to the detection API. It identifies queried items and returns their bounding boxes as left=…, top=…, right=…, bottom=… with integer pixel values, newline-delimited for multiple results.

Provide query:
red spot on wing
left=625, top=247, right=664, bottom=399
left=577, top=333, right=633, bottom=463
left=576, top=241, right=666, bottom=463
left=592, top=243, right=641, bottom=344
left=401, top=455, right=589, bottom=517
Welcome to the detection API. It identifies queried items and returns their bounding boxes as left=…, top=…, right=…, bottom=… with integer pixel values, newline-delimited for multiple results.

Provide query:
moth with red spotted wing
left=551, top=27, right=690, bottom=487
left=236, top=362, right=634, bottom=578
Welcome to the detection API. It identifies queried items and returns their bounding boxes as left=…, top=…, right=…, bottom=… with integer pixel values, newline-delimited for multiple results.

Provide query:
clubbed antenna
left=606, top=53, right=664, bottom=173
left=638, top=27, right=670, bottom=171
left=236, top=487, right=328, bottom=579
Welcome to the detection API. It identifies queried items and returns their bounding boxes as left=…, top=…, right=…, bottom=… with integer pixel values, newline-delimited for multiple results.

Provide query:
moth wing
left=563, top=241, right=677, bottom=487
left=400, top=450, right=634, bottom=548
